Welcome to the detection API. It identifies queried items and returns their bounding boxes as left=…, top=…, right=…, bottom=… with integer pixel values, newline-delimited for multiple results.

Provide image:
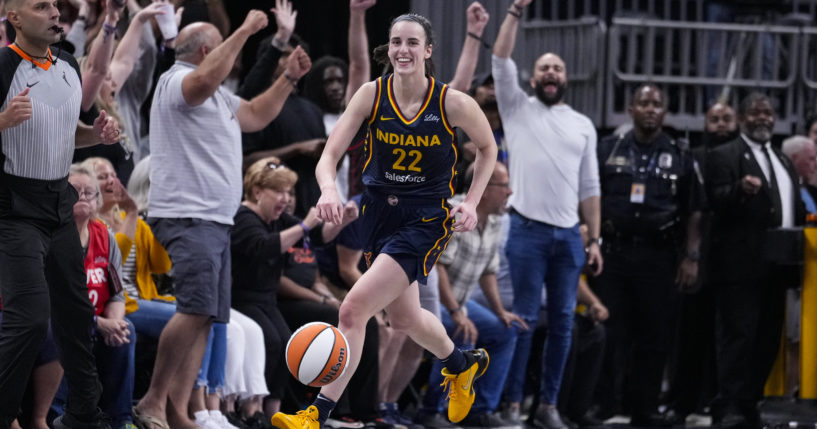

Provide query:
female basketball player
left=271, top=13, right=498, bottom=429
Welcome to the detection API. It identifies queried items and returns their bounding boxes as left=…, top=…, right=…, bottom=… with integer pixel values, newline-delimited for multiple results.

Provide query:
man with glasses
left=0, top=0, right=120, bottom=427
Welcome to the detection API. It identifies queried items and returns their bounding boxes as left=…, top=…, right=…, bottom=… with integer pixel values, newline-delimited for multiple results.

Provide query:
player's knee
left=338, top=299, right=370, bottom=330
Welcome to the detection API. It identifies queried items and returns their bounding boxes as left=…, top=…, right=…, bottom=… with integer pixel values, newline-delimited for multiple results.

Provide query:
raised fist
left=286, top=45, right=312, bottom=80
left=240, top=9, right=269, bottom=35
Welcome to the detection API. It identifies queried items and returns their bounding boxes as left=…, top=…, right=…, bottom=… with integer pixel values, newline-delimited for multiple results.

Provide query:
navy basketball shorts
left=360, top=189, right=454, bottom=285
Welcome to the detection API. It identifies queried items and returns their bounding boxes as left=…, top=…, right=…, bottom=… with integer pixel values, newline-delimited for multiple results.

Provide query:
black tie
left=762, top=145, right=783, bottom=227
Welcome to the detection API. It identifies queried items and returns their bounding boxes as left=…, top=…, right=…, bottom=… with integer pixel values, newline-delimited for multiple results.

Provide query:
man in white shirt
left=492, top=1, right=602, bottom=428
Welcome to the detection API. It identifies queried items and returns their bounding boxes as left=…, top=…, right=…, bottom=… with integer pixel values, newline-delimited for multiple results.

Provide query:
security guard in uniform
left=591, top=84, right=705, bottom=427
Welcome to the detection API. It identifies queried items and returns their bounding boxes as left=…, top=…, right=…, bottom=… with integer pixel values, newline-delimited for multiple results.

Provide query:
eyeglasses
left=74, top=188, right=99, bottom=200
left=266, top=161, right=285, bottom=170
left=487, top=182, right=510, bottom=188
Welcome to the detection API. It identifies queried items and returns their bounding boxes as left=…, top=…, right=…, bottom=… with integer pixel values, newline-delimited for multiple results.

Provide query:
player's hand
left=0, top=88, right=32, bottom=129
left=741, top=175, right=762, bottom=195
left=316, top=187, right=344, bottom=224
left=350, top=0, right=376, bottom=12
left=239, top=9, right=269, bottom=36
left=465, top=2, right=489, bottom=36
left=451, top=310, right=478, bottom=345
left=94, top=110, right=121, bottom=145
left=271, top=0, right=296, bottom=42
left=285, top=45, right=312, bottom=80
left=498, top=309, right=529, bottom=331
left=340, top=199, right=359, bottom=226
left=585, top=243, right=603, bottom=276
left=450, top=200, right=477, bottom=232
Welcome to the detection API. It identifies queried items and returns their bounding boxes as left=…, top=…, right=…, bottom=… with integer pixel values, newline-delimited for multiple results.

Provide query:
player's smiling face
left=388, top=21, right=432, bottom=75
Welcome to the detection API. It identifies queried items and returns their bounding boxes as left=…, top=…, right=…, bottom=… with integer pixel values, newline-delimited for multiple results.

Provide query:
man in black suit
left=706, top=92, right=804, bottom=428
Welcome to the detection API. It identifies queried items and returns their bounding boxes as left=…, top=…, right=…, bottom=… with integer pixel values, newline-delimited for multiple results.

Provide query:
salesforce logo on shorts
left=385, top=171, right=427, bottom=183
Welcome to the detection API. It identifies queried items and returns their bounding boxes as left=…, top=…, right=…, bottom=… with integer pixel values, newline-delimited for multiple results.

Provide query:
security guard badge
left=658, top=152, right=673, bottom=169
left=631, top=183, right=646, bottom=204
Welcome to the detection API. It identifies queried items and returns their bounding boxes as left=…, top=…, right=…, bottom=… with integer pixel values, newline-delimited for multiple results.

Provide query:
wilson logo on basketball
left=285, top=322, right=350, bottom=387
left=318, top=346, right=346, bottom=384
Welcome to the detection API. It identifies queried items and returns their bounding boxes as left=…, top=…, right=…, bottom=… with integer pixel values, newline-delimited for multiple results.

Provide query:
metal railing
left=606, top=17, right=801, bottom=133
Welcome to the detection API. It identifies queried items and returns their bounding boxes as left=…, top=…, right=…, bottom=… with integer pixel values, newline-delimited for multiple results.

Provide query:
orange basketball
left=285, top=322, right=350, bottom=387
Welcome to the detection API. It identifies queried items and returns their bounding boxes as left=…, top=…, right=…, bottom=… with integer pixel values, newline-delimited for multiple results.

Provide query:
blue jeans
left=53, top=317, right=137, bottom=429
left=504, top=214, right=584, bottom=405
left=128, top=299, right=175, bottom=339
left=196, top=322, right=227, bottom=393
left=421, top=299, right=517, bottom=415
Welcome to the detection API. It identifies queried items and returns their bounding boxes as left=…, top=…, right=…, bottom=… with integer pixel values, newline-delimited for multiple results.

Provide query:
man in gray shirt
left=133, top=13, right=311, bottom=429
left=492, top=1, right=603, bottom=428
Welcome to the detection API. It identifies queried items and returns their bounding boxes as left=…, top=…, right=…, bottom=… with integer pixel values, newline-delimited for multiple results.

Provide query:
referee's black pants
left=0, top=176, right=101, bottom=428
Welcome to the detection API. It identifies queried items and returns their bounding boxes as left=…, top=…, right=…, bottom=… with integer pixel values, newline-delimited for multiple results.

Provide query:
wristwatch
left=585, top=237, right=602, bottom=248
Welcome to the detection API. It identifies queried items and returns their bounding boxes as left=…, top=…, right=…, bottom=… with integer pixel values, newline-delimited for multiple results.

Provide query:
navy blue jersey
left=361, top=74, right=458, bottom=199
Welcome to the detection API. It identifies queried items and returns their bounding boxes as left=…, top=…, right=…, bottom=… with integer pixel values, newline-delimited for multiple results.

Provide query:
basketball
left=285, top=322, right=350, bottom=387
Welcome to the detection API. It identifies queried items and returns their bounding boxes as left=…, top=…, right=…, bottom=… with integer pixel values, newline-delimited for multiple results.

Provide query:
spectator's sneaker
left=440, top=348, right=490, bottom=423
left=242, top=412, right=270, bottom=429
left=323, top=416, right=365, bottom=429
left=363, top=418, right=397, bottom=429
left=225, top=412, right=251, bottom=429
left=210, top=411, right=242, bottom=429
left=501, top=406, right=522, bottom=425
left=271, top=406, right=321, bottom=429
left=194, top=411, right=225, bottom=429
left=378, top=403, right=414, bottom=428
left=414, top=413, right=462, bottom=429
left=460, top=413, right=521, bottom=429
left=54, top=410, right=112, bottom=429
left=532, top=407, right=569, bottom=429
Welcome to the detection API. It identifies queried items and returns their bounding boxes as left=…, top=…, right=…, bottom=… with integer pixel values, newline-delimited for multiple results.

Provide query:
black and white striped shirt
left=0, top=46, right=82, bottom=180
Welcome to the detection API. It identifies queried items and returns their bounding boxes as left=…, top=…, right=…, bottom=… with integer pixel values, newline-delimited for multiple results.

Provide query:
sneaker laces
left=440, top=373, right=460, bottom=402
left=294, top=406, right=320, bottom=429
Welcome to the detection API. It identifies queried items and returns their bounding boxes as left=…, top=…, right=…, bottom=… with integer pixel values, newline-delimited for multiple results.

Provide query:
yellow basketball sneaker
left=440, top=348, right=490, bottom=423
left=271, top=405, right=320, bottom=429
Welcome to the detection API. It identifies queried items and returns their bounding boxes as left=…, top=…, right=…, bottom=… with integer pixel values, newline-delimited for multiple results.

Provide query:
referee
left=0, top=0, right=121, bottom=428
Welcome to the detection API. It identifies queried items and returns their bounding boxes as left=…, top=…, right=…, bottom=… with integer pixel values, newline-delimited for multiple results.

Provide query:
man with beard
left=706, top=92, right=804, bottom=428
left=703, top=102, right=738, bottom=148
left=593, top=85, right=704, bottom=427
left=492, top=1, right=602, bottom=428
